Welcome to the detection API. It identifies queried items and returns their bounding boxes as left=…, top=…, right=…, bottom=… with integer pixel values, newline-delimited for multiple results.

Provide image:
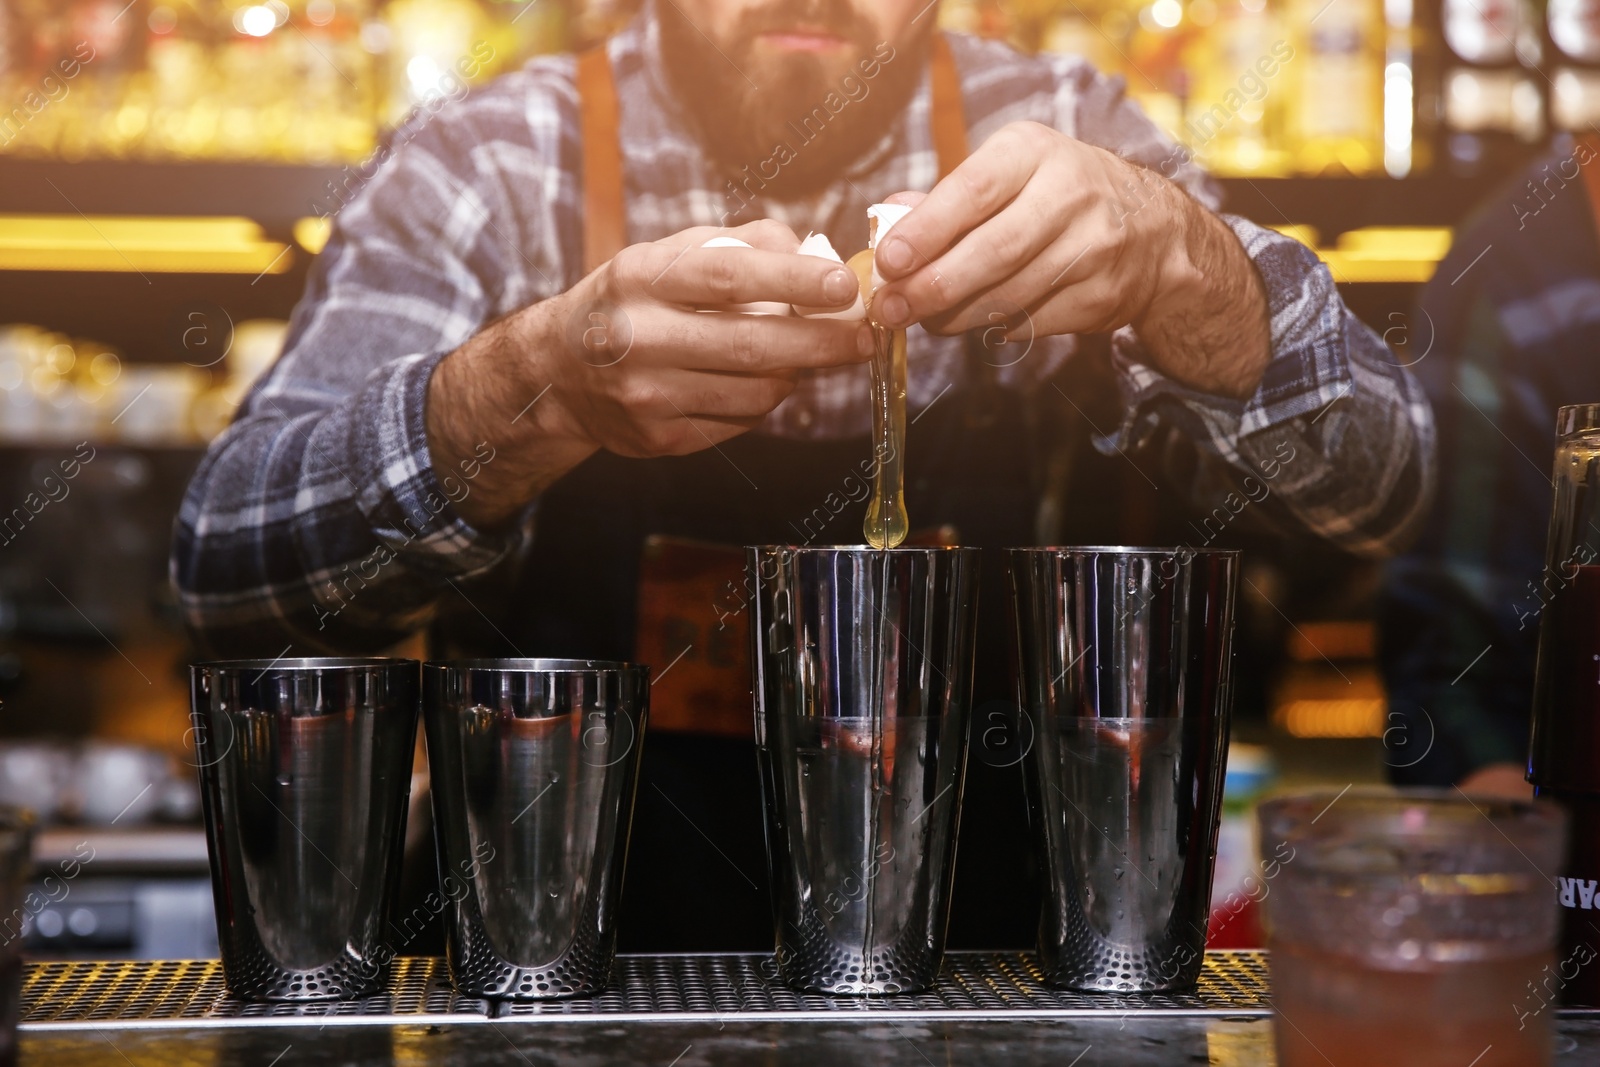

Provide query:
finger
left=629, top=244, right=861, bottom=311
left=1017, top=272, right=1131, bottom=337
left=875, top=185, right=1063, bottom=328
left=872, top=124, right=1040, bottom=279
left=882, top=190, right=929, bottom=209
left=617, top=409, right=760, bottom=459
left=659, top=218, right=804, bottom=253
left=640, top=306, right=876, bottom=372
left=914, top=231, right=1112, bottom=335
left=650, top=369, right=798, bottom=420
left=723, top=218, right=803, bottom=252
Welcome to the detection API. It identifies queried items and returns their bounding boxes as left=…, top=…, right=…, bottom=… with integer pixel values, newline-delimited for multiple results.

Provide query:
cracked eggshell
left=696, top=236, right=791, bottom=316
left=791, top=232, right=865, bottom=321
left=865, top=203, right=914, bottom=292
left=867, top=204, right=913, bottom=249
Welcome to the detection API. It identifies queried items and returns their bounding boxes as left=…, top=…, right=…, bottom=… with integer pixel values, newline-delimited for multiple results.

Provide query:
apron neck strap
left=929, top=32, right=969, bottom=181
left=577, top=44, right=626, bottom=278
left=578, top=32, right=970, bottom=275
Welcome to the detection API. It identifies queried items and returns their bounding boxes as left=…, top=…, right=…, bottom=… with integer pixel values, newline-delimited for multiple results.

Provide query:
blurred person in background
left=1380, top=133, right=1600, bottom=798
left=173, top=0, right=1434, bottom=948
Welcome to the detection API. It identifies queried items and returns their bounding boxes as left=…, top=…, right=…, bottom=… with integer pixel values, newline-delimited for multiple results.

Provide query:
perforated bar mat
left=19, top=952, right=1280, bottom=1030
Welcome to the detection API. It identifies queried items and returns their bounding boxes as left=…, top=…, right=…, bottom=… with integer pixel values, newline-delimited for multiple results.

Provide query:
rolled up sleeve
left=1099, top=216, right=1437, bottom=557
left=172, top=349, right=527, bottom=657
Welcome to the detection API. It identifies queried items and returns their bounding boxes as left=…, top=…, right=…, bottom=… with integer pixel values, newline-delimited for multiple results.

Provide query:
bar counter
left=18, top=952, right=1600, bottom=1065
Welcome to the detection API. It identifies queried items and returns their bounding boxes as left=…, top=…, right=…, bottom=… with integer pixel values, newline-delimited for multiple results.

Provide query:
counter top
left=18, top=953, right=1600, bottom=1066
left=23, top=1015, right=1600, bottom=1066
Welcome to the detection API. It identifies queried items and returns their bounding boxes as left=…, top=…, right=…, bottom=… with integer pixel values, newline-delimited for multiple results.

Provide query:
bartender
left=172, top=0, right=1434, bottom=950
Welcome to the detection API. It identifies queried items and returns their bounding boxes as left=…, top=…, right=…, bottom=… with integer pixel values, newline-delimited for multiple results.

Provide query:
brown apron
left=425, top=33, right=1151, bottom=952
left=577, top=33, right=972, bottom=737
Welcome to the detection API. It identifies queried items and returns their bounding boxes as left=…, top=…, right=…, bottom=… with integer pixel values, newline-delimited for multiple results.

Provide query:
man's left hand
left=871, top=121, right=1271, bottom=400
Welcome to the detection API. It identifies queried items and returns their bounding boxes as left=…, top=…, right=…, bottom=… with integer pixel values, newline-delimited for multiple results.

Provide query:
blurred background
left=0, top=0, right=1565, bottom=958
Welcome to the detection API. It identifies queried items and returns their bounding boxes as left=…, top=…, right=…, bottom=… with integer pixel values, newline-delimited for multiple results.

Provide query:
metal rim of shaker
left=1001, top=545, right=1241, bottom=557
left=745, top=544, right=978, bottom=553
left=191, top=656, right=419, bottom=672
left=423, top=658, right=648, bottom=676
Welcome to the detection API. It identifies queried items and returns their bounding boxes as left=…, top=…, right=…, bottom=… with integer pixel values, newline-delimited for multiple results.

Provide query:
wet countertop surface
left=20, top=1016, right=1600, bottom=1066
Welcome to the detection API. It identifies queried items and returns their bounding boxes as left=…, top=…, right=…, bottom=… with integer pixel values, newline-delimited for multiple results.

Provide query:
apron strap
left=929, top=32, right=969, bottom=180
left=578, top=43, right=627, bottom=277
left=577, top=32, right=970, bottom=274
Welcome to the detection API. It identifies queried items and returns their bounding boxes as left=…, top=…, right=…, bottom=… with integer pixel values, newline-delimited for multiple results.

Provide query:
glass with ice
left=1259, top=790, right=1568, bottom=1067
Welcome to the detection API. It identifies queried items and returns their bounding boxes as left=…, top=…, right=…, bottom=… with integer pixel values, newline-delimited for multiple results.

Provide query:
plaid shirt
left=1380, top=135, right=1600, bottom=786
left=172, top=8, right=1435, bottom=656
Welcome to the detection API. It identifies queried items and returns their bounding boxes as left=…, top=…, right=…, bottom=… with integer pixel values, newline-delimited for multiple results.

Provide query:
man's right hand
left=426, top=219, right=872, bottom=529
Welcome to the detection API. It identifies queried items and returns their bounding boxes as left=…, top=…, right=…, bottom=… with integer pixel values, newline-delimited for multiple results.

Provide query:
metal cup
left=1006, top=547, right=1238, bottom=992
left=190, top=657, right=419, bottom=1000
left=0, top=807, right=34, bottom=1067
left=749, top=546, right=980, bottom=995
left=423, top=658, right=649, bottom=999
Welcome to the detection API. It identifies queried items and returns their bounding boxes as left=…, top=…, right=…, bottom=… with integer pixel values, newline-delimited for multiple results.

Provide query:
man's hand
left=427, top=219, right=873, bottom=529
left=1457, top=763, right=1533, bottom=800
left=870, top=121, right=1271, bottom=399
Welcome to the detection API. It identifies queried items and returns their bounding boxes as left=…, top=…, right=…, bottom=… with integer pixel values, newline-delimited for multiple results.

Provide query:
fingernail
left=876, top=293, right=909, bottom=328
left=877, top=237, right=909, bottom=273
left=856, top=324, right=876, bottom=358
left=823, top=268, right=857, bottom=305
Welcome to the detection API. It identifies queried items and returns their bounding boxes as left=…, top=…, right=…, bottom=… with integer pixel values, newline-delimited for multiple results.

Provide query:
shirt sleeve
left=1101, top=218, right=1436, bottom=557
left=1064, top=58, right=1436, bottom=558
left=170, top=82, right=567, bottom=657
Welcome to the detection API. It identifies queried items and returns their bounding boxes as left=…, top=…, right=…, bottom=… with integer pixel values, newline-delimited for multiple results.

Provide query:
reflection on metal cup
left=423, top=659, right=648, bottom=999
left=749, top=546, right=980, bottom=995
left=0, top=807, right=34, bottom=1067
left=1007, top=547, right=1238, bottom=992
left=190, top=658, right=418, bottom=1001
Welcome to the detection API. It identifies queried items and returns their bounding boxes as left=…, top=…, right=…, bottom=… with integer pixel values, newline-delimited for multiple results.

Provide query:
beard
left=657, top=0, right=931, bottom=200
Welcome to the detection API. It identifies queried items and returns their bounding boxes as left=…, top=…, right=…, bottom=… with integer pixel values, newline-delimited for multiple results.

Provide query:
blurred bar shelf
left=33, top=828, right=209, bottom=877
left=0, top=215, right=293, bottom=275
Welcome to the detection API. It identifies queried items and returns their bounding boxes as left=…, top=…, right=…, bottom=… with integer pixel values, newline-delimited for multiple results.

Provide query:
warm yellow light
left=1151, top=0, right=1184, bottom=28
left=1268, top=224, right=1321, bottom=251
left=0, top=216, right=293, bottom=274
left=1269, top=225, right=1453, bottom=285
left=294, top=216, right=333, bottom=255
left=1275, top=698, right=1387, bottom=738
left=1284, top=620, right=1376, bottom=662
left=238, top=5, right=277, bottom=37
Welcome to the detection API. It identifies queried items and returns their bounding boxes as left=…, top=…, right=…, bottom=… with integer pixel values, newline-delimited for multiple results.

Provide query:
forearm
left=1107, top=219, right=1436, bottom=558
left=1132, top=188, right=1272, bottom=400
left=426, top=295, right=597, bottom=530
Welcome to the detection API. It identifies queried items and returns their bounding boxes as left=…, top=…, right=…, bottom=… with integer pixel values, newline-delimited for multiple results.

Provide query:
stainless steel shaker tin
left=749, top=546, right=980, bottom=995
left=1007, top=547, right=1238, bottom=993
left=423, top=658, right=648, bottom=999
left=190, top=657, right=419, bottom=1001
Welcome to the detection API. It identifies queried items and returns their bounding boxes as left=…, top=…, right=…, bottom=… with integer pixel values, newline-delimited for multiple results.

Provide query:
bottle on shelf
left=1289, top=0, right=1388, bottom=174
left=1547, top=0, right=1600, bottom=132
left=1184, top=0, right=1294, bottom=175
left=1434, top=0, right=1544, bottom=174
